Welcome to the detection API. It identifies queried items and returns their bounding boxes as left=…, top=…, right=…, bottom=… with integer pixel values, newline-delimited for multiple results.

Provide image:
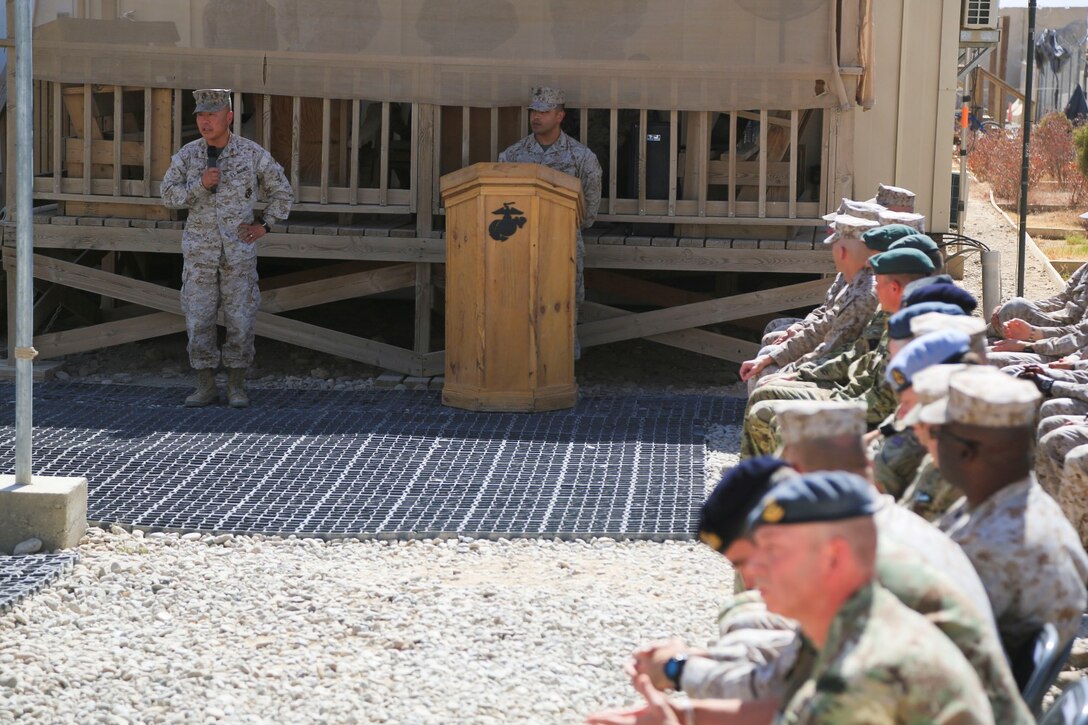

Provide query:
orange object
left=961, top=105, right=969, bottom=129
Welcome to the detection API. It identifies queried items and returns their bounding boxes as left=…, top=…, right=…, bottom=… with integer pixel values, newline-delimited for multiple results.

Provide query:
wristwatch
left=664, top=653, right=688, bottom=691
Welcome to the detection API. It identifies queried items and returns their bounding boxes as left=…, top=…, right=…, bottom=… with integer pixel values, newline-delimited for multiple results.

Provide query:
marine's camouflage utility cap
left=528, top=87, right=565, bottom=111
left=193, top=89, right=232, bottom=114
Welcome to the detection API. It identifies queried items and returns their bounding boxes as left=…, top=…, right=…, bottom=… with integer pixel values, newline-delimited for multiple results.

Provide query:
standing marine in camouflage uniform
left=923, top=367, right=1088, bottom=655
left=498, top=87, right=602, bottom=359
left=161, top=89, right=293, bottom=408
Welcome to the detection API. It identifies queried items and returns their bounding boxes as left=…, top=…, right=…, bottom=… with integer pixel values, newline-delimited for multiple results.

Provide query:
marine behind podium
left=498, top=87, right=602, bottom=358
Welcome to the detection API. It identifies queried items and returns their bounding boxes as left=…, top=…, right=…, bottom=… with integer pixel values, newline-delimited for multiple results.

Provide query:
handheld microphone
left=207, top=146, right=221, bottom=194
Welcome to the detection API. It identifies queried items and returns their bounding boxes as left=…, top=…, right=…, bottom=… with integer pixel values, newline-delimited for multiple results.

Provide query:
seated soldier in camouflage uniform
left=990, top=260, right=1088, bottom=334
left=589, top=473, right=1000, bottom=724
left=601, top=455, right=1028, bottom=725
left=1060, top=445, right=1088, bottom=548
left=739, top=215, right=879, bottom=389
left=869, top=318, right=985, bottom=497
left=161, top=89, right=293, bottom=408
left=898, top=364, right=974, bottom=521
left=923, top=367, right=1088, bottom=656
left=740, top=247, right=934, bottom=458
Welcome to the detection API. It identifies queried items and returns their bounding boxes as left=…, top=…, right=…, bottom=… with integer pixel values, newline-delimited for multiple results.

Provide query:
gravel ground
left=0, top=176, right=1075, bottom=723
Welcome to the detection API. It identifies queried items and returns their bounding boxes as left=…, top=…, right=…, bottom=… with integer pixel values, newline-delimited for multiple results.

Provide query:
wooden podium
left=440, top=163, right=584, bottom=412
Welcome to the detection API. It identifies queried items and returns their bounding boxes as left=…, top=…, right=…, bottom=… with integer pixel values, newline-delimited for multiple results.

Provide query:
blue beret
left=746, top=471, right=879, bottom=530
left=901, top=281, right=977, bottom=314
left=862, top=224, right=920, bottom=252
left=888, top=233, right=943, bottom=270
left=887, top=302, right=964, bottom=340
left=884, top=329, right=971, bottom=392
left=870, top=247, right=936, bottom=275
left=698, top=456, right=790, bottom=551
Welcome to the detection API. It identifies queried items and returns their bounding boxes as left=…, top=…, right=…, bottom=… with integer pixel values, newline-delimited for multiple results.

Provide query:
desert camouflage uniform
left=936, top=475, right=1088, bottom=654
left=161, top=134, right=292, bottom=370
left=499, top=131, right=602, bottom=305
left=756, top=274, right=845, bottom=361
left=1061, top=445, right=1088, bottom=548
left=899, top=455, right=962, bottom=521
left=777, top=583, right=994, bottom=724
left=1036, top=423, right=1088, bottom=500
left=994, top=262, right=1088, bottom=330
left=764, top=268, right=876, bottom=371
left=989, top=324, right=1088, bottom=368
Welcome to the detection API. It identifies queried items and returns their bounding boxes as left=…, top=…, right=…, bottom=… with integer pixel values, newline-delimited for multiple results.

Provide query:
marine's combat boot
left=184, top=369, right=218, bottom=407
left=226, top=368, right=249, bottom=408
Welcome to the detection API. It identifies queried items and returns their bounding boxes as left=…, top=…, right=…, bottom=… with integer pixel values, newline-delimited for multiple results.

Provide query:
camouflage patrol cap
left=887, top=302, right=964, bottom=340
left=900, top=364, right=971, bottom=427
left=884, top=329, right=971, bottom=393
left=822, top=214, right=880, bottom=245
left=193, top=89, right=232, bottom=114
left=909, top=312, right=986, bottom=341
left=877, top=210, right=926, bottom=232
left=863, top=224, right=919, bottom=252
left=698, top=456, right=793, bottom=553
left=873, top=183, right=916, bottom=211
left=528, top=87, right=565, bottom=111
left=775, top=401, right=866, bottom=447
left=823, top=198, right=886, bottom=223
left=869, top=247, right=935, bottom=276
left=918, top=367, right=1041, bottom=428
left=746, top=471, right=879, bottom=531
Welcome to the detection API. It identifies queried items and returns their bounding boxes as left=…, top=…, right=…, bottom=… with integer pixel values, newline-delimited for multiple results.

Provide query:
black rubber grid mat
left=0, top=553, right=79, bottom=613
left=0, top=383, right=743, bottom=539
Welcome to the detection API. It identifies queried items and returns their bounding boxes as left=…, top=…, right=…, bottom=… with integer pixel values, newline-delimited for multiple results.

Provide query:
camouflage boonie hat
left=823, top=198, right=886, bottom=223
left=878, top=210, right=926, bottom=232
left=918, top=367, right=1040, bottom=428
left=193, top=89, right=232, bottom=114
left=822, top=214, right=880, bottom=245
left=900, top=363, right=971, bottom=427
left=528, top=87, right=565, bottom=111
left=873, top=183, right=916, bottom=211
left=775, top=401, right=866, bottom=447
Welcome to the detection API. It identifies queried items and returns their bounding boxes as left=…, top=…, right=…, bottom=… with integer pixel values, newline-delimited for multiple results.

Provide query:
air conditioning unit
left=962, top=0, right=997, bottom=30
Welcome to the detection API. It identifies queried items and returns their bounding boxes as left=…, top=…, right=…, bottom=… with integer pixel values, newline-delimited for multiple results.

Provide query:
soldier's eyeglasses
left=936, top=427, right=980, bottom=451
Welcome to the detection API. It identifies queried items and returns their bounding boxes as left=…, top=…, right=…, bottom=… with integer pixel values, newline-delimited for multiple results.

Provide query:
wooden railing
left=25, top=81, right=827, bottom=231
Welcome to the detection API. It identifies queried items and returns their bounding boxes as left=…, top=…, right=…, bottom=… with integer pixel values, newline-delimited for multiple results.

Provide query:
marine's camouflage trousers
left=870, top=428, right=927, bottom=500
left=1061, top=445, right=1088, bottom=548
left=1036, top=419, right=1088, bottom=496
left=994, top=297, right=1076, bottom=331
left=740, top=380, right=834, bottom=457
left=181, top=247, right=260, bottom=369
left=987, top=350, right=1061, bottom=369
left=745, top=319, right=801, bottom=394
left=899, top=457, right=961, bottom=521
left=1040, top=397, right=1088, bottom=420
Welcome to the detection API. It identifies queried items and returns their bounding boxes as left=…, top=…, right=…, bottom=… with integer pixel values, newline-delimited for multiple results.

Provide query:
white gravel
left=0, top=528, right=731, bottom=724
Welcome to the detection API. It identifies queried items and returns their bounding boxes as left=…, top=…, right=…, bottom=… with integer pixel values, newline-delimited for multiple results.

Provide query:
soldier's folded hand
left=202, top=168, right=221, bottom=190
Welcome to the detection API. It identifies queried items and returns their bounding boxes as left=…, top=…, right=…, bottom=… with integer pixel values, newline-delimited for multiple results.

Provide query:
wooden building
left=1, top=0, right=964, bottom=376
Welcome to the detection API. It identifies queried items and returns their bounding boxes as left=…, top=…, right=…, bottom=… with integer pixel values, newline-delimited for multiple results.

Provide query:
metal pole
left=1017, top=0, right=1038, bottom=297
left=14, top=0, right=34, bottom=484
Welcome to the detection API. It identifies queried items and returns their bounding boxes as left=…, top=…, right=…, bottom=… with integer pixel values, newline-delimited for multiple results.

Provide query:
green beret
left=870, top=247, right=936, bottom=275
left=888, top=233, right=942, bottom=270
left=862, top=224, right=918, bottom=252
left=746, top=471, right=879, bottom=531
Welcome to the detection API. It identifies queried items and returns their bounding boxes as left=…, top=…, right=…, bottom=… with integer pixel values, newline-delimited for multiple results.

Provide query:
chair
left=1039, top=679, right=1088, bottom=725
left=1016, top=623, right=1075, bottom=718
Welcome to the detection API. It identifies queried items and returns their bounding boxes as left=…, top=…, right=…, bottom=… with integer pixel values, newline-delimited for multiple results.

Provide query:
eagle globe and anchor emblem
left=488, top=201, right=527, bottom=241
